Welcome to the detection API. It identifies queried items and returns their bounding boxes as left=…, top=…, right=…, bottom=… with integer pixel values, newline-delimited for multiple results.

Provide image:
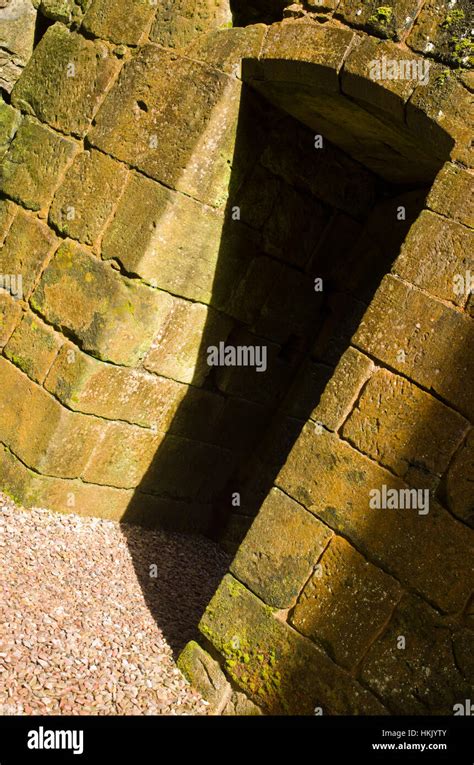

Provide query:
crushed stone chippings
left=0, top=493, right=230, bottom=715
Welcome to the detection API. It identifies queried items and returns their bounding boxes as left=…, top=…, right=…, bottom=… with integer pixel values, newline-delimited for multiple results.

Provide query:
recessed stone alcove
left=0, top=2, right=472, bottom=717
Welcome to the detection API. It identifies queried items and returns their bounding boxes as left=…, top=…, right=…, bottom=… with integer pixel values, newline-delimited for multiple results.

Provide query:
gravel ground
left=0, top=493, right=230, bottom=715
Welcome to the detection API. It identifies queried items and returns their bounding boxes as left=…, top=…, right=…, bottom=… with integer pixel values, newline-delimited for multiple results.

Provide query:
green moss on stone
left=442, top=9, right=465, bottom=28
left=435, top=68, right=451, bottom=85
left=440, top=5, right=473, bottom=68
left=371, top=6, right=394, bottom=23
left=367, top=5, right=397, bottom=39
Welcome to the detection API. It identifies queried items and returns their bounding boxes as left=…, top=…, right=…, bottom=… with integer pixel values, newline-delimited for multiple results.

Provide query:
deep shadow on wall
left=121, top=77, right=434, bottom=656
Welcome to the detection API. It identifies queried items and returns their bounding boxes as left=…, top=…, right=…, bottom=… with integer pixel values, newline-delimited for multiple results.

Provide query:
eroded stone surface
left=360, top=594, right=474, bottom=714
left=101, top=171, right=226, bottom=301
left=0, top=117, right=78, bottom=212
left=0, top=0, right=37, bottom=92
left=199, top=574, right=386, bottom=714
left=49, top=149, right=128, bottom=244
left=353, top=275, right=474, bottom=421
left=394, top=209, right=474, bottom=306
left=4, top=311, right=63, bottom=384
left=82, top=0, right=157, bottom=45
left=0, top=356, right=103, bottom=479
left=11, top=23, right=121, bottom=137
left=88, top=45, right=242, bottom=207
left=150, top=0, right=232, bottom=49
left=342, top=368, right=468, bottom=478
left=0, top=210, right=58, bottom=299
left=0, top=98, right=21, bottom=160
left=444, top=430, right=474, bottom=528
left=276, top=425, right=474, bottom=613
left=291, top=536, right=401, bottom=669
left=31, top=241, right=175, bottom=366
left=427, top=162, right=474, bottom=228
left=231, top=487, right=333, bottom=608
left=44, top=343, right=188, bottom=428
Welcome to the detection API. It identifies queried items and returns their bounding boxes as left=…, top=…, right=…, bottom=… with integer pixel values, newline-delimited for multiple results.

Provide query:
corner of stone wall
left=178, top=640, right=263, bottom=715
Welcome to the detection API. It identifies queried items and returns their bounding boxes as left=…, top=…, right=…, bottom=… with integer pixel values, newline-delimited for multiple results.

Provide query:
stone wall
left=0, top=0, right=473, bottom=715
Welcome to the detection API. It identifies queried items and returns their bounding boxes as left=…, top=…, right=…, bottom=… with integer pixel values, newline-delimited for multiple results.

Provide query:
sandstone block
left=184, top=25, right=266, bottom=77
left=394, top=210, right=474, bottom=306
left=406, top=64, right=473, bottom=166
left=445, top=430, right=474, bottom=528
left=38, top=0, right=90, bottom=25
left=231, top=487, right=333, bottom=608
left=262, top=181, right=330, bottom=269
left=0, top=117, right=78, bottom=211
left=167, top=386, right=225, bottom=444
left=233, top=162, right=282, bottom=232
left=82, top=420, right=164, bottom=489
left=199, top=574, right=386, bottom=714
left=310, top=347, right=374, bottom=431
left=0, top=291, right=22, bottom=348
left=0, top=98, right=21, bottom=159
left=177, top=641, right=231, bottom=714
left=260, top=22, right=356, bottom=92
left=31, top=241, right=175, bottom=366
left=140, top=435, right=229, bottom=501
left=11, top=23, right=121, bottom=137
left=310, top=292, right=366, bottom=367
left=291, top=536, right=401, bottom=669
left=260, top=121, right=376, bottom=218
left=222, top=691, right=263, bottom=715
left=353, top=275, right=474, bottom=420
left=82, top=0, right=156, bottom=45
left=211, top=396, right=271, bottom=453
left=342, top=368, right=468, bottom=478
left=0, top=210, right=58, bottom=299
left=44, top=343, right=187, bottom=429
left=124, top=491, right=213, bottom=533
left=0, top=356, right=103, bottom=478
left=0, top=198, right=16, bottom=243
left=238, top=418, right=303, bottom=494
left=336, top=0, right=423, bottom=42
left=341, top=38, right=421, bottom=123
left=226, top=255, right=282, bottom=326
left=276, top=425, right=474, bottom=613
left=88, top=45, right=242, bottom=207
left=219, top=513, right=253, bottom=555
left=49, top=149, right=128, bottom=245
left=253, top=266, right=321, bottom=345
left=0, top=441, right=134, bottom=520
left=213, top=330, right=291, bottom=407
left=4, top=312, right=63, bottom=383
left=407, top=0, right=473, bottom=68
left=150, top=0, right=232, bottom=50
left=360, top=594, right=474, bottom=714
left=101, top=172, right=225, bottom=302
left=143, top=298, right=234, bottom=385
left=427, top=162, right=474, bottom=229
left=0, top=0, right=36, bottom=92
left=281, top=360, right=333, bottom=422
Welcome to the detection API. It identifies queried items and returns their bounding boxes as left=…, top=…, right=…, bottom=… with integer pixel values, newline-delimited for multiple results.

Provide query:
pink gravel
left=0, top=493, right=230, bottom=715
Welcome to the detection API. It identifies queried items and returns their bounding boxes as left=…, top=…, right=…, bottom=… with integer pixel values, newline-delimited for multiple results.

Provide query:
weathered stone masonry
left=0, top=0, right=473, bottom=714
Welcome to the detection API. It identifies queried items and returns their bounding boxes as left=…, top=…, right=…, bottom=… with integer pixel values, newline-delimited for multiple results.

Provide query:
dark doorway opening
left=121, top=73, right=438, bottom=656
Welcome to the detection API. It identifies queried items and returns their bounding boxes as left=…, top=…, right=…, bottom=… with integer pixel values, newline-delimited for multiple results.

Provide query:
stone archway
left=174, top=24, right=473, bottom=714
left=0, top=3, right=472, bottom=716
